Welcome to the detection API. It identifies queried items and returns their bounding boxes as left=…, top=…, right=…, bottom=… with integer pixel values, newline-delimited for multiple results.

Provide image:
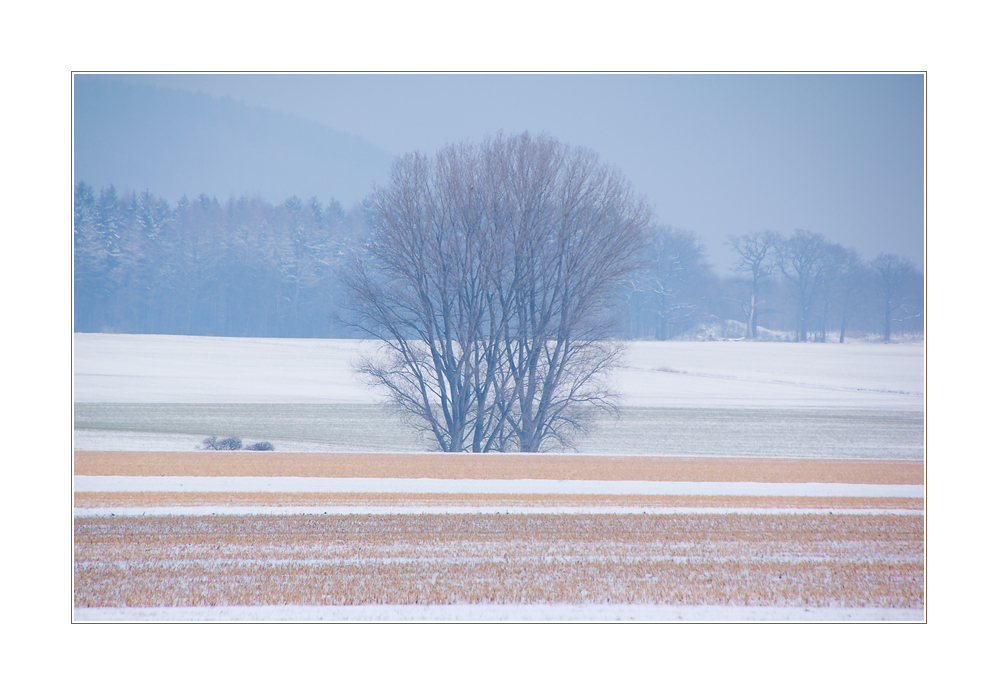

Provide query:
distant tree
left=343, top=132, right=650, bottom=452
left=198, top=436, right=243, bottom=450
left=626, top=226, right=714, bottom=339
left=245, top=441, right=275, bottom=451
left=171, top=193, right=226, bottom=334
left=776, top=229, right=842, bottom=342
left=324, top=196, right=346, bottom=224
left=74, top=183, right=135, bottom=331
left=811, top=242, right=853, bottom=343
left=827, top=246, right=870, bottom=343
left=74, top=182, right=104, bottom=329
left=221, top=193, right=278, bottom=336
left=273, top=195, right=336, bottom=337
left=871, top=253, right=922, bottom=342
left=727, top=231, right=778, bottom=339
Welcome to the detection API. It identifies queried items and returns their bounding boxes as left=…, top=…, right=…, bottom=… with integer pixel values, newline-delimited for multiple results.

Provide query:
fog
left=75, top=73, right=924, bottom=271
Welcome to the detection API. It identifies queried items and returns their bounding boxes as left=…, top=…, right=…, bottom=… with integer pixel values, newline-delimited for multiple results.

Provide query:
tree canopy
left=343, top=132, right=652, bottom=452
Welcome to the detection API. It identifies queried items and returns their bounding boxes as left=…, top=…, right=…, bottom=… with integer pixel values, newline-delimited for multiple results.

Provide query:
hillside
left=73, top=76, right=393, bottom=206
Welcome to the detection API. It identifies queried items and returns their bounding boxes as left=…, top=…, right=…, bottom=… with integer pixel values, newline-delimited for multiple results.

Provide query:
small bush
left=218, top=436, right=243, bottom=450
left=198, top=436, right=243, bottom=451
left=246, top=441, right=275, bottom=451
left=198, top=436, right=219, bottom=450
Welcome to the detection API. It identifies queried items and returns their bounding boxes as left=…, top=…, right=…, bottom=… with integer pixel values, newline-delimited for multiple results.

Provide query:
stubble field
left=73, top=451, right=924, bottom=621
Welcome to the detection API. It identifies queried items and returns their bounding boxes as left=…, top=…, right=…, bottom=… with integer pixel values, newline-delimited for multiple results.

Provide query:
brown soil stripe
left=73, top=451, right=924, bottom=484
left=74, top=491, right=925, bottom=510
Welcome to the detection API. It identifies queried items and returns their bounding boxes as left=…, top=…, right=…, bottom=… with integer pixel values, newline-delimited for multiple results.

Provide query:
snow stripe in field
left=73, top=604, right=925, bottom=622
left=73, top=505, right=925, bottom=517
left=73, top=476, right=924, bottom=498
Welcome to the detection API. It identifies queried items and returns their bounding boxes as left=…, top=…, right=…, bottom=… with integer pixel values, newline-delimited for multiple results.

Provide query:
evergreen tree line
left=73, top=182, right=370, bottom=337
left=73, top=182, right=923, bottom=342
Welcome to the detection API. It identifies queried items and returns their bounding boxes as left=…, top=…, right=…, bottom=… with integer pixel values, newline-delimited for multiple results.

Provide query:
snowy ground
left=73, top=334, right=925, bottom=458
left=73, top=333, right=924, bottom=409
left=619, top=340, right=923, bottom=410
left=73, top=604, right=925, bottom=622
left=73, top=402, right=924, bottom=458
left=74, top=475, right=924, bottom=498
left=73, top=334, right=379, bottom=405
left=72, top=334, right=925, bottom=621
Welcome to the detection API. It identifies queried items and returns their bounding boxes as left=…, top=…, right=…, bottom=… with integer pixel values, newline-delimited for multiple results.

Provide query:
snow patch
left=73, top=603, right=925, bottom=622
left=73, top=476, right=925, bottom=498
left=73, top=506, right=925, bottom=518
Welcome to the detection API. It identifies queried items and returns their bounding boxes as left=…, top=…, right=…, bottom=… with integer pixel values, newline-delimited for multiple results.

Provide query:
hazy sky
left=111, top=73, right=925, bottom=271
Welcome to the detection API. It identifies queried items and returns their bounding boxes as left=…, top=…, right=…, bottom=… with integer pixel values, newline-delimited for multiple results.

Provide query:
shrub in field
left=198, top=436, right=243, bottom=450
left=246, top=441, right=275, bottom=451
left=217, top=437, right=243, bottom=450
left=197, top=436, right=219, bottom=450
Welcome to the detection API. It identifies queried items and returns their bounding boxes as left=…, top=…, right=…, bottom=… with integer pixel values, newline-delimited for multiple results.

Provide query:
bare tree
left=343, top=132, right=650, bottom=452
left=625, top=226, right=714, bottom=340
left=828, top=246, right=869, bottom=343
left=727, top=231, right=778, bottom=339
left=811, top=242, right=854, bottom=343
left=871, top=253, right=922, bottom=342
left=776, top=229, right=842, bottom=342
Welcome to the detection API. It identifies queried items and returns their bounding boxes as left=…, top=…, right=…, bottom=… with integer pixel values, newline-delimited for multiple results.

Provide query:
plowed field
left=73, top=452, right=924, bottom=621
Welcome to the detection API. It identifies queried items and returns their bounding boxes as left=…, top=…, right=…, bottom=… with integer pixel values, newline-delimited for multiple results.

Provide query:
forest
left=73, top=181, right=924, bottom=342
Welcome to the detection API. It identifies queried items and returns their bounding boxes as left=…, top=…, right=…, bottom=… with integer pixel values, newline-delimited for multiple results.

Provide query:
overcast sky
left=111, top=73, right=924, bottom=271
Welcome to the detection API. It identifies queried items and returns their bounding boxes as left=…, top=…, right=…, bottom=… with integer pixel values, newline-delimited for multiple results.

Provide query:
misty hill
left=73, top=76, right=394, bottom=206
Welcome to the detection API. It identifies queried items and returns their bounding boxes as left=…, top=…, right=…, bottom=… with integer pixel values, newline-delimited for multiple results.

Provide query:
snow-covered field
left=74, top=474, right=923, bottom=498
left=72, top=334, right=925, bottom=622
left=620, top=340, right=923, bottom=410
left=73, top=333, right=924, bottom=458
left=74, top=604, right=924, bottom=622
left=73, top=403, right=924, bottom=458
left=73, top=333, right=924, bottom=409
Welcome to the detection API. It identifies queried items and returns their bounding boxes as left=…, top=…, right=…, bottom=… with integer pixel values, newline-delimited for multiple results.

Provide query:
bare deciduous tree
left=727, top=231, right=778, bottom=339
left=871, top=253, right=922, bottom=342
left=776, top=229, right=844, bottom=342
left=828, top=246, right=869, bottom=343
left=625, top=226, right=714, bottom=340
left=343, top=132, right=651, bottom=452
